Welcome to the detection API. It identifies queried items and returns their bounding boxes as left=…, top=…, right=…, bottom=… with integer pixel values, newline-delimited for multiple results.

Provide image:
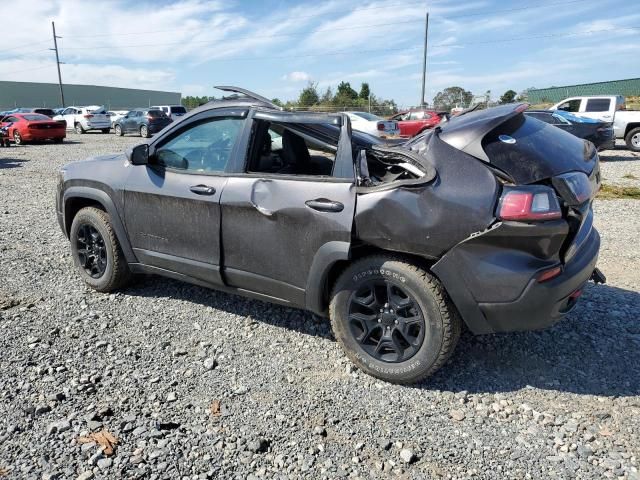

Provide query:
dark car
left=525, top=109, right=615, bottom=151
left=56, top=86, right=604, bottom=384
left=113, top=108, right=172, bottom=138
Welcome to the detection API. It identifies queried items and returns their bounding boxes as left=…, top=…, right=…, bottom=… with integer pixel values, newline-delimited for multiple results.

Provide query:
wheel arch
left=63, top=187, right=137, bottom=263
left=305, top=242, right=436, bottom=317
left=624, top=123, right=640, bottom=137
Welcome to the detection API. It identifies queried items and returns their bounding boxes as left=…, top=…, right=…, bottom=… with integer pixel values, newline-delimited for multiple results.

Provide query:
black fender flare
left=305, top=241, right=351, bottom=316
left=62, top=186, right=137, bottom=263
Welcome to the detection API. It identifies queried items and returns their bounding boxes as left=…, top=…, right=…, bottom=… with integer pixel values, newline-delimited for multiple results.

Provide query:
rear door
left=123, top=108, right=248, bottom=285
left=219, top=111, right=356, bottom=307
left=580, top=97, right=614, bottom=122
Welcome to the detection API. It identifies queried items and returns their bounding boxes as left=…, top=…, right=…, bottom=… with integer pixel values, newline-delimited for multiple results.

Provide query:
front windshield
left=554, top=110, right=599, bottom=123
left=353, top=112, right=382, bottom=121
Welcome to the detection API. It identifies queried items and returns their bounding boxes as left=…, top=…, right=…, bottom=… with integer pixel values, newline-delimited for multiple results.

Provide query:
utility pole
left=420, top=9, right=429, bottom=107
left=51, top=21, right=65, bottom=108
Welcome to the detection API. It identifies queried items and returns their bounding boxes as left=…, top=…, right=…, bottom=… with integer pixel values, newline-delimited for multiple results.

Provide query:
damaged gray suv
left=56, top=86, right=605, bottom=384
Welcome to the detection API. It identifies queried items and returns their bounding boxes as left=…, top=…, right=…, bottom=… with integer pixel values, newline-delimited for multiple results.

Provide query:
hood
left=439, top=104, right=597, bottom=184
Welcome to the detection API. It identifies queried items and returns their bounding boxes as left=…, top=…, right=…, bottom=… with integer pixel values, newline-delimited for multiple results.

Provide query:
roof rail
left=214, top=86, right=283, bottom=111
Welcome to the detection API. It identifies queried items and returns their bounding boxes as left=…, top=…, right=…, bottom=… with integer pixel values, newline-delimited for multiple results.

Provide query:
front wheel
left=140, top=125, right=149, bottom=138
left=114, top=124, right=123, bottom=136
left=75, top=123, right=85, bottom=134
left=13, top=131, right=23, bottom=145
left=330, top=255, right=461, bottom=384
left=625, top=127, right=640, bottom=152
left=69, top=207, right=132, bottom=292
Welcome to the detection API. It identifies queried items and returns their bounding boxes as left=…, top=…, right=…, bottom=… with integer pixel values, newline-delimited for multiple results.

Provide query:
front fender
left=62, top=186, right=137, bottom=263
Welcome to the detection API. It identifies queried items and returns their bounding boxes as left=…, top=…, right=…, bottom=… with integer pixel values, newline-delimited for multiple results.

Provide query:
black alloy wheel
left=76, top=224, right=107, bottom=278
left=348, top=279, right=426, bottom=363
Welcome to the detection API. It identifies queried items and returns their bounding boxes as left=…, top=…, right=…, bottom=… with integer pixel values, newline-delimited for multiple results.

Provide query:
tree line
left=181, top=84, right=533, bottom=114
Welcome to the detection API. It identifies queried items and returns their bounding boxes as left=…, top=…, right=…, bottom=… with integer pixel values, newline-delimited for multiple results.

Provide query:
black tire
left=101, top=128, right=110, bottom=134
left=69, top=207, right=132, bottom=292
left=140, top=125, right=149, bottom=138
left=13, top=130, right=23, bottom=145
left=625, top=127, right=640, bottom=152
left=329, top=255, right=461, bottom=384
left=114, top=124, right=123, bottom=137
left=75, top=123, right=85, bottom=134
left=53, top=137, right=64, bottom=144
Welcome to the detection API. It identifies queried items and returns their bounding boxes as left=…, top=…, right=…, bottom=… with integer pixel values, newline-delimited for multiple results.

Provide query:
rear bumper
left=24, top=130, right=66, bottom=140
left=477, top=228, right=599, bottom=332
left=432, top=222, right=601, bottom=334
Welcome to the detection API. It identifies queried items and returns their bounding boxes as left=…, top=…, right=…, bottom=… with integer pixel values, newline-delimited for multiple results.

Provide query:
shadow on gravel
left=0, top=157, right=28, bottom=169
left=427, top=283, right=640, bottom=397
left=126, top=277, right=639, bottom=397
left=127, top=277, right=335, bottom=341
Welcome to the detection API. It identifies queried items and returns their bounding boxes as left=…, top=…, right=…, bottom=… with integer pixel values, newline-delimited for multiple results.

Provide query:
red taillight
left=83, top=114, right=93, bottom=118
left=377, top=122, right=385, bottom=131
left=537, top=266, right=562, bottom=283
left=497, top=187, right=561, bottom=221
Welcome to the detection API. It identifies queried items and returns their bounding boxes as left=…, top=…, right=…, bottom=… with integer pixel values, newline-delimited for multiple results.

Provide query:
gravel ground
left=0, top=133, right=638, bottom=480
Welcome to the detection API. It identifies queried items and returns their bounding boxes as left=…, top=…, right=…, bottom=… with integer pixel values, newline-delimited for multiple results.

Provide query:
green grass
left=597, top=183, right=640, bottom=200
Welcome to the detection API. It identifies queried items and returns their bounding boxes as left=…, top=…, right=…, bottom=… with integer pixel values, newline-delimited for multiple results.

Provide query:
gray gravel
left=0, top=133, right=638, bottom=479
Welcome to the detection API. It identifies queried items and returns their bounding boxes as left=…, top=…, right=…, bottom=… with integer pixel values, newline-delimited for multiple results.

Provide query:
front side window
left=154, top=117, right=244, bottom=173
left=585, top=98, right=611, bottom=112
left=409, top=111, right=425, bottom=120
left=557, top=99, right=581, bottom=112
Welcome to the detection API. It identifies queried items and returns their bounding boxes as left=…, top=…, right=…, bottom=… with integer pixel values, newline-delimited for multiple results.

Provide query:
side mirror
left=127, top=144, right=149, bottom=165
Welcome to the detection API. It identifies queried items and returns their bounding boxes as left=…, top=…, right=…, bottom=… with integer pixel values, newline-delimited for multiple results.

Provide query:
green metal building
left=0, top=81, right=181, bottom=110
left=528, top=78, right=640, bottom=104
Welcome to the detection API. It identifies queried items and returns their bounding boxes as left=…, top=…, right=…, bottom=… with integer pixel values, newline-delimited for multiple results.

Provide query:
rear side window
left=557, top=99, right=581, bottom=112
left=585, top=98, right=611, bottom=112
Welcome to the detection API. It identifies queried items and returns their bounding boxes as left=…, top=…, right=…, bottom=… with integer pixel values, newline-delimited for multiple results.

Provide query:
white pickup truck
left=550, top=96, right=640, bottom=151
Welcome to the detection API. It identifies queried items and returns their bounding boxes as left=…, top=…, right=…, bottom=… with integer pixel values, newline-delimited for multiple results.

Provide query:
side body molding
left=305, top=241, right=351, bottom=316
left=62, top=186, right=137, bottom=263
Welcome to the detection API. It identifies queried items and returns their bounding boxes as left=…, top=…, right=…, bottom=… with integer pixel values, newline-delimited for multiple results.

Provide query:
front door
left=220, top=112, right=356, bottom=306
left=123, top=113, right=247, bottom=285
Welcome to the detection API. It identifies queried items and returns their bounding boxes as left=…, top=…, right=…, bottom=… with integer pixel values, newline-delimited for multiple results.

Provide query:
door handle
left=190, top=184, right=216, bottom=195
left=305, top=198, right=344, bottom=212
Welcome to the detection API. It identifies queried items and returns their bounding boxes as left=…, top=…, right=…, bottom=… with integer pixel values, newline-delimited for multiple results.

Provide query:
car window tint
left=585, top=98, right=611, bottom=112
left=248, top=121, right=337, bottom=176
left=155, top=117, right=244, bottom=173
left=557, top=100, right=581, bottom=112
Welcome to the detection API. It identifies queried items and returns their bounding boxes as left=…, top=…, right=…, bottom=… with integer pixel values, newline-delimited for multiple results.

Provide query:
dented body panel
left=355, top=133, right=498, bottom=258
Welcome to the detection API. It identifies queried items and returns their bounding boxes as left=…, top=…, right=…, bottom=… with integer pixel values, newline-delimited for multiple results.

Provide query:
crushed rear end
left=355, top=104, right=604, bottom=335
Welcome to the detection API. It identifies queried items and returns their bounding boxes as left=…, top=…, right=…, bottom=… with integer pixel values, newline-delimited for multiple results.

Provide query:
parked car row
left=0, top=104, right=185, bottom=144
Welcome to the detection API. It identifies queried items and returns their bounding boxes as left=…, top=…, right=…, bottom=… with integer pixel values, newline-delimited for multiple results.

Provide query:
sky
left=0, top=0, right=638, bottom=108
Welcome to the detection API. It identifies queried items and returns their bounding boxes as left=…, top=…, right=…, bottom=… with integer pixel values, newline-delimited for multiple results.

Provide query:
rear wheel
left=69, top=207, right=132, bottom=292
left=140, top=125, right=149, bottom=138
left=625, top=127, right=640, bottom=152
left=330, top=255, right=461, bottom=384
left=114, top=124, right=123, bottom=136
left=75, top=123, right=85, bottom=134
left=13, top=131, right=23, bottom=145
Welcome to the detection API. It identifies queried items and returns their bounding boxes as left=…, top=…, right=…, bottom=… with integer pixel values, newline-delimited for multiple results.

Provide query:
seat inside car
left=280, top=129, right=311, bottom=174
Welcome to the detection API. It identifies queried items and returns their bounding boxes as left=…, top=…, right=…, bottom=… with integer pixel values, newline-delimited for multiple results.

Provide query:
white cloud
left=282, top=71, right=312, bottom=82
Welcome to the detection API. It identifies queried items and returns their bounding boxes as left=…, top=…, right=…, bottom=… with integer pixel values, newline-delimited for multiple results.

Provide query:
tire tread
left=329, top=254, right=461, bottom=384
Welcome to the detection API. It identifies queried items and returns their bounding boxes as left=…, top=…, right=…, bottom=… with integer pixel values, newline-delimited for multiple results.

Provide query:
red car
left=0, top=113, right=66, bottom=145
left=390, top=109, right=444, bottom=137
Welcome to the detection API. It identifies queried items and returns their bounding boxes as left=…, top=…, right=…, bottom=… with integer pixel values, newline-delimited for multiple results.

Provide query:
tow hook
left=590, top=268, right=606, bottom=284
